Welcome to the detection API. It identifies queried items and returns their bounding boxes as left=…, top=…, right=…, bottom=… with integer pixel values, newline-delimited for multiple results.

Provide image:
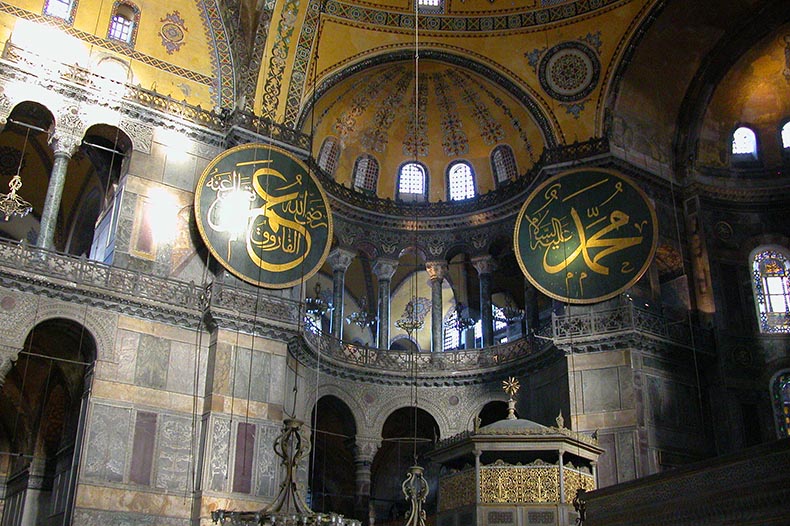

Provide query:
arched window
left=353, top=154, right=379, bottom=193
left=732, top=126, right=758, bottom=160
left=447, top=161, right=475, bottom=201
left=781, top=122, right=790, bottom=150
left=317, top=137, right=340, bottom=177
left=44, top=0, right=77, bottom=21
left=398, top=162, right=427, bottom=202
left=491, top=145, right=517, bottom=185
left=771, top=371, right=790, bottom=438
left=752, top=248, right=790, bottom=333
left=108, top=2, right=139, bottom=45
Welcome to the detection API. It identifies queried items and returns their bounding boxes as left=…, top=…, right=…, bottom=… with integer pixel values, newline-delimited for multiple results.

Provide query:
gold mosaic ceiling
left=306, top=60, right=545, bottom=201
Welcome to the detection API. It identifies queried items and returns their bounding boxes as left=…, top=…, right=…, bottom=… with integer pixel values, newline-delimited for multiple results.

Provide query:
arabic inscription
left=195, top=144, right=332, bottom=288
left=514, top=168, right=657, bottom=303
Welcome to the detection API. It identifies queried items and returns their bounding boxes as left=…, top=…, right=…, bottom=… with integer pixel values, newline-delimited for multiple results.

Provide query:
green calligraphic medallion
left=194, top=144, right=332, bottom=288
left=514, top=168, right=657, bottom=304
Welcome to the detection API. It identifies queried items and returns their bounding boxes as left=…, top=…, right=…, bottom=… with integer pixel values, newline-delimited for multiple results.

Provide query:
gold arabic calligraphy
left=205, top=159, right=328, bottom=272
left=526, top=178, right=645, bottom=279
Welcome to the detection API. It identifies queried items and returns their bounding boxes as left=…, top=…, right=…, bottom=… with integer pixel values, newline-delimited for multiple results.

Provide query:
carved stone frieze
left=119, top=118, right=154, bottom=154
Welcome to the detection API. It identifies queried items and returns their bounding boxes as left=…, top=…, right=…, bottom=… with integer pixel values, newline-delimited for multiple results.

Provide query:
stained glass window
left=448, top=161, right=475, bottom=201
left=771, top=372, right=790, bottom=437
left=353, top=155, right=379, bottom=193
left=752, top=249, right=790, bottom=333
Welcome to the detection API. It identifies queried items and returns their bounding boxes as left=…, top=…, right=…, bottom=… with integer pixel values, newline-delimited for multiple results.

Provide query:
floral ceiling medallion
left=160, top=11, right=187, bottom=55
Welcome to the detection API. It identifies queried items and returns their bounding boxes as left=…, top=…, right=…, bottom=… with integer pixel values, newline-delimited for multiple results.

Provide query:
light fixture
left=495, top=297, right=525, bottom=324
left=305, top=282, right=333, bottom=317
left=395, top=297, right=426, bottom=333
left=345, top=295, right=377, bottom=328
left=0, top=127, right=33, bottom=221
left=444, top=302, right=475, bottom=334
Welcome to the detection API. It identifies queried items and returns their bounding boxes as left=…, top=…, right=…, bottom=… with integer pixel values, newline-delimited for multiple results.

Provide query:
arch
left=397, top=161, right=428, bottom=202
left=304, top=381, right=371, bottom=432
left=43, top=0, right=78, bottom=22
left=731, top=125, right=758, bottom=160
left=491, top=144, right=518, bottom=186
left=477, top=399, right=510, bottom=427
left=353, top=154, right=379, bottom=193
left=317, top=136, right=341, bottom=177
left=369, top=395, right=452, bottom=440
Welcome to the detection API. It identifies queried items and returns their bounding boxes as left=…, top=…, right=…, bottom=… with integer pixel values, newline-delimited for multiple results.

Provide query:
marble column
left=327, top=248, right=355, bottom=339
left=558, top=450, right=565, bottom=503
left=372, top=258, right=398, bottom=349
left=351, top=437, right=380, bottom=525
left=425, top=260, right=449, bottom=353
left=472, top=255, right=497, bottom=347
left=38, top=132, right=80, bottom=250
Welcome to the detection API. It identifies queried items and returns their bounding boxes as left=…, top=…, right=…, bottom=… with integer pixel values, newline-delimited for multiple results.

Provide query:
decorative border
left=196, top=0, right=235, bottom=108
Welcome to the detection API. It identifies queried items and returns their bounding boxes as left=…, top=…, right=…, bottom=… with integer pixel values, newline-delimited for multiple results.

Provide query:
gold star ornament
left=502, top=376, right=520, bottom=398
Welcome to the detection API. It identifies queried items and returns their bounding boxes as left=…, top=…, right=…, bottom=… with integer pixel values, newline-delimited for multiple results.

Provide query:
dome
left=305, top=59, right=545, bottom=202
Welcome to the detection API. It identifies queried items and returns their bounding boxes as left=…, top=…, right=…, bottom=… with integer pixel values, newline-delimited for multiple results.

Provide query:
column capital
left=49, top=131, right=81, bottom=157
left=471, top=254, right=497, bottom=276
left=327, top=247, right=355, bottom=273
left=372, top=258, right=398, bottom=281
left=350, top=437, right=381, bottom=464
left=425, top=260, right=449, bottom=282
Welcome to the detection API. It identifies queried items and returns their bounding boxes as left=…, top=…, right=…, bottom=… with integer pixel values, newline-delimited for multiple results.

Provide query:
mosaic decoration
left=194, top=144, right=332, bottom=288
left=403, top=74, right=429, bottom=158
left=527, top=33, right=602, bottom=118
left=283, top=0, right=323, bottom=127
left=514, top=168, right=658, bottom=304
left=433, top=72, right=468, bottom=156
left=334, top=66, right=401, bottom=143
left=239, top=1, right=276, bottom=112
left=360, top=70, right=411, bottom=153
left=197, top=0, right=235, bottom=108
left=448, top=69, right=504, bottom=146
left=784, top=35, right=790, bottom=82
left=470, top=76, right=536, bottom=162
left=160, top=11, right=187, bottom=55
left=772, top=372, right=790, bottom=437
left=322, top=0, right=620, bottom=33
left=314, top=72, right=375, bottom=130
left=260, top=0, right=299, bottom=120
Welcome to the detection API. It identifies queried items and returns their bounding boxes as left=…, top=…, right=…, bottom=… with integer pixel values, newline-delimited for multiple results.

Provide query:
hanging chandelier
left=444, top=302, right=475, bottom=333
left=345, top=295, right=377, bottom=328
left=305, top=282, right=333, bottom=317
left=0, top=127, right=33, bottom=221
left=494, top=298, right=525, bottom=324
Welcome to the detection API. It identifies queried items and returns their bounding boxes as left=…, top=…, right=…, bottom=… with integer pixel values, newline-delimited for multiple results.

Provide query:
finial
left=502, top=377, right=520, bottom=420
left=556, top=411, right=565, bottom=429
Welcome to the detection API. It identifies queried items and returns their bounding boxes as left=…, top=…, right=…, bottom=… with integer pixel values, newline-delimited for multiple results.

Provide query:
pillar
left=351, top=438, right=380, bottom=525
left=38, top=132, right=80, bottom=250
left=472, top=255, right=497, bottom=347
left=327, top=248, right=355, bottom=339
left=425, top=261, right=449, bottom=353
left=558, top=450, right=565, bottom=503
left=372, top=259, right=398, bottom=349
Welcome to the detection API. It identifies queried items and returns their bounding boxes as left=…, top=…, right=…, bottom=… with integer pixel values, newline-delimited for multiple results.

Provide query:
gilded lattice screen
left=438, top=469, right=476, bottom=512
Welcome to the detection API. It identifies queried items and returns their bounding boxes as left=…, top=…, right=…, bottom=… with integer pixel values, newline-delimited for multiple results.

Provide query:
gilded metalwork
left=479, top=461, right=560, bottom=504
left=402, top=465, right=429, bottom=526
left=503, top=377, right=520, bottom=398
left=514, top=168, right=658, bottom=303
left=438, top=469, right=476, bottom=512
left=195, top=144, right=332, bottom=288
left=563, top=466, right=596, bottom=503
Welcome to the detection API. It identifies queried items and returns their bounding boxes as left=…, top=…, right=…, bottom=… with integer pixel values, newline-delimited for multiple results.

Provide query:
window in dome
left=491, top=145, right=518, bottom=185
left=772, top=371, right=790, bottom=437
left=781, top=121, right=790, bottom=150
left=44, top=0, right=76, bottom=21
left=353, top=154, right=379, bottom=193
left=317, top=137, right=341, bottom=177
left=108, top=2, right=139, bottom=45
left=447, top=161, right=475, bottom=201
left=398, top=162, right=427, bottom=202
left=731, top=126, right=758, bottom=161
left=752, top=248, right=790, bottom=333
left=418, top=0, right=443, bottom=13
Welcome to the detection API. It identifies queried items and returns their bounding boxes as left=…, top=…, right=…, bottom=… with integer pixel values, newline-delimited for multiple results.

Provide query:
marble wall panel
left=615, top=431, right=637, bottom=481
left=582, top=368, right=621, bottom=413
left=114, top=329, right=140, bottom=384
left=232, top=349, right=271, bottom=403
left=207, top=417, right=231, bottom=492
left=72, top=508, right=189, bottom=526
left=268, top=354, right=286, bottom=406
left=135, top=334, right=170, bottom=389
left=83, top=404, right=132, bottom=483
left=254, top=423, right=279, bottom=497
left=167, top=341, right=197, bottom=395
left=155, top=415, right=195, bottom=492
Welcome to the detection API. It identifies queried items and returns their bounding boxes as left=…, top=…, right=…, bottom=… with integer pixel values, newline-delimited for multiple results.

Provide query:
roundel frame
left=513, top=167, right=658, bottom=304
left=194, top=143, right=333, bottom=289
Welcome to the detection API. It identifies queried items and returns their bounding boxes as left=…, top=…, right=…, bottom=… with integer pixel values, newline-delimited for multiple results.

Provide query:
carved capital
left=350, top=437, right=381, bottom=465
left=49, top=131, right=81, bottom=157
left=471, top=255, right=497, bottom=276
left=327, top=247, right=355, bottom=273
left=425, top=260, right=449, bottom=282
left=372, top=258, right=398, bottom=281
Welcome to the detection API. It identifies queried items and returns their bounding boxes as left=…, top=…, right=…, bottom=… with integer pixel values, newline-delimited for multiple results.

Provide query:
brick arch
left=370, top=391, right=452, bottom=440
